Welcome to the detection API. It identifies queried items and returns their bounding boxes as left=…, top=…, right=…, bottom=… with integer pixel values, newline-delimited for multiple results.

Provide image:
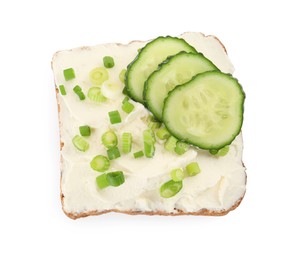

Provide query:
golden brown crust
left=55, top=33, right=246, bottom=220
left=209, top=35, right=228, bottom=54
left=63, top=196, right=245, bottom=220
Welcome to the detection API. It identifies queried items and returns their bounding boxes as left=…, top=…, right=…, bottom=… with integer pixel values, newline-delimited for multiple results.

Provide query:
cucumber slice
left=125, top=37, right=197, bottom=103
left=163, top=71, right=245, bottom=150
left=145, top=52, right=218, bottom=120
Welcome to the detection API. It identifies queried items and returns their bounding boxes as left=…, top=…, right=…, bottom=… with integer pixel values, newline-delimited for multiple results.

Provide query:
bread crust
left=54, top=33, right=246, bottom=219
left=61, top=194, right=245, bottom=220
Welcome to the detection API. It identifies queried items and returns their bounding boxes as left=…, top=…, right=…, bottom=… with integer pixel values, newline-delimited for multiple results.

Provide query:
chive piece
left=90, top=155, right=110, bottom=172
left=174, top=142, right=189, bottom=155
left=107, top=147, right=121, bottom=160
left=72, top=135, right=89, bottom=152
left=122, top=132, right=132, bottom=153
left=122, top=101, right=135, bottom=114
left=145, top=128, right=156, bottom=143
left=164, top=136, right=177, bottom=152
left=217, top=145, right=230, bottom=156
left=79, top=93, right=85, bottom=100
left=160, top=180, right=183, bottom=198
left=63, top=68, right=75, bottom=81
left=108, top=110, right=121, bottom=124
left=96, top=174, right=109, bottom=189
left=119, top=69, right=126, bottom=83
left=186, top=162, right=201, bottom=176
left=148, top=117, right=161, bottom=131
left=156, top=127, right=171, bottom=140
left=209, top=145, right=230, bottom=156
left=73, top=85, right=85, bottom=100
left=73, top=85, right=82, bottom=93
left=87, top=87, right=107, bottom=102
left=170, top=168, right=185, bottom=182
left=103, top=56, right=115, bottom=68
left=148, top=121, right=161, bottom=131
left=144, top=141, right=155, bottom=158
left=133, top=150, right=144, bottom=158
left=89, top=67, right=109, bottom=85
left=106, top=171, right=125, bottom=187
left=59, top=85, right=66, bottom=95
left=102, top=130, right=118, bottom=149
left=143, top=129, right=155, bottom=158
left=79, top=125, right=91, bottom=137
left=122, top=96, right=129, bottom=104
left=122, top=86, right=129, bottom=95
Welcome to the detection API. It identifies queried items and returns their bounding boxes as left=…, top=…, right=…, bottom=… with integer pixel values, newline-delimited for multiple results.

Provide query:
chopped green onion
left=217, top=145, right=230, bottom=156
left=59, top=85, right=66, bottom=95
left=144, top=142, right=155, bottom=158
left=102, top=130, right=118, bottom=149
left=144, top=129, right=156, bottom=143
left=103, top=56, right=115, bottom=68
left=63, top=68, right=75, bottom=81
left=160, top=180, right=183, bottom=198
left=79, top=125, right=91, bottom=137
left=143, top=129, right=155, bottom=158
left=107, top=146, right=121, bottom=160
left=122, top=86, right=129, bottom=95
left=170, top=168, right=185, bottom=182
left=134, top=150, right=144, bottom=158
left=72, top=135, right=89, bottom=152
left=73, top=85, right=85, bottom=100
left=122, top=132, right=132, bottom=153
left=108, top=110, right=121, bottom=124
left=186, top=162, right=201, bottom=176
left=119, top=69, right=126, bottom=83
left=164, top=136, right=177, bottom=152
left=209, top=145, right=230, bottom=156
left=76, top=92, right=85, bottom=100
left=156, top=127, right=171, bottom=140
left=122, top=101, right=135, bottom=114
left=122, top=96, right=129, bottom=104
left=73, top=85, right=82, bottom=93
left=106, top=171, right=125, bottom=187
left=96, top=174, right=109, bottom=189
left=87, top=87, right=107, bottom=102
left=148, top=117, right=161, bottom=130
left=174, top=142, right=189, bottom=155
left=148, top=121, right=161, bottom=131
left=90, top=155, right=110, bottom=172
left=89, top=67, right=109, bottom=85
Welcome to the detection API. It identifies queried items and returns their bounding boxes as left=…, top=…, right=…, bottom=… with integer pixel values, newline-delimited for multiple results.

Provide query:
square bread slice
left=52, top=32, right=246, bottom=219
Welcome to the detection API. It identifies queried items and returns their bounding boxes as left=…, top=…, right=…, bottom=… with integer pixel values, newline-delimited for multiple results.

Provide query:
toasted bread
left=52, top=32, right=246, bottom=219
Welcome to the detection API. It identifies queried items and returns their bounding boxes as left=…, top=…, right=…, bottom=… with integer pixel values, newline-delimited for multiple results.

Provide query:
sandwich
left=52, top=32, right=246, bottom=219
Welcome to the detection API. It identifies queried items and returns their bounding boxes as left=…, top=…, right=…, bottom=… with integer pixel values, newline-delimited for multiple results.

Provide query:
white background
left=0, top=0, right=299, bottom=259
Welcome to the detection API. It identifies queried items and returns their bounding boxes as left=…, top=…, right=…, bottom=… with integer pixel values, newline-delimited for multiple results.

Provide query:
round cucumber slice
left=145, top=52, right=218, bottom=121
left=125, top=36, right=197, bottom=104
left=163, top=71, right=245, bottom=150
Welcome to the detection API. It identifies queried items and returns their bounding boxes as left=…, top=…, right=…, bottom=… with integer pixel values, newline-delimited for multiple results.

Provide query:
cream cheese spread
left=52, top=32, right=246, bottom=214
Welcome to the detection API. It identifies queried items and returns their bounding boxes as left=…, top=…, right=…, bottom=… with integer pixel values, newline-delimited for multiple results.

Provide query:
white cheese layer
left=52, top=32, right=246, bottom=214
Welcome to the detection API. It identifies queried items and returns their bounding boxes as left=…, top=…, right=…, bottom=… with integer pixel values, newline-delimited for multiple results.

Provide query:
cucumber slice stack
left=125, top=36, right=245, bottom=150
left=125, top=37, right=197, bottom=103
left=145, top=52, right=219, bottom=121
